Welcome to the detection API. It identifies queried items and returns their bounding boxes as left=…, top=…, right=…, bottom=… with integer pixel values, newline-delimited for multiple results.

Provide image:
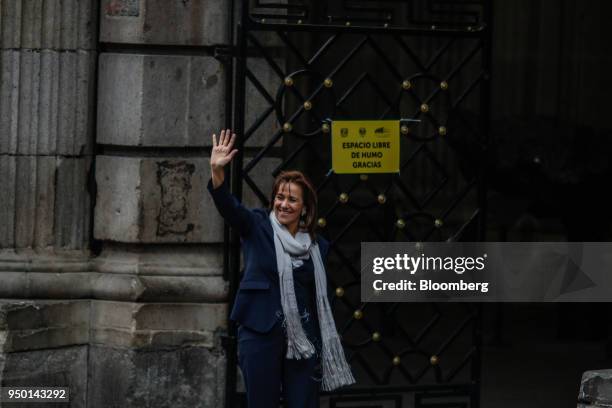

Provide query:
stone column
left=0, top=1, right=97, bottom=405
left=0, top=0, right=96, bottom=277
left=91, top=0, right=230, bottom=406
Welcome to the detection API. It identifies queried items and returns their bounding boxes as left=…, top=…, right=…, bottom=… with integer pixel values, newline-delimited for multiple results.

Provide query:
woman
left=207, top=129, right=355, bottom=407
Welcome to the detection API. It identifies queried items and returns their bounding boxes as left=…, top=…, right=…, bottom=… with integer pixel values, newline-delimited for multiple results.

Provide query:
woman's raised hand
left=211, top=129, right=238, bottom=170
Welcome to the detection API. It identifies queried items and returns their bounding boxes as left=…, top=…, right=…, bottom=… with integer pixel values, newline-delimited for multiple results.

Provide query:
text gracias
left=342, top=141, right=390, bottom=168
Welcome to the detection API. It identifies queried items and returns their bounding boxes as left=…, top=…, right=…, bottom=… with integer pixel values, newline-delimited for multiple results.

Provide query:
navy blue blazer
left=207, top=179, right=330, bottom=333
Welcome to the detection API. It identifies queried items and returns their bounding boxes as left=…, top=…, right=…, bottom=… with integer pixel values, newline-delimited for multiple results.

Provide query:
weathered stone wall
left=0, top=0, right=241, bottom=406
left=0, top=0, right=98, bottom=402
left=0, top=300, right=228, bottom=407
left=90, top=0, right=231, bottom=406
left=0, top=301, right=90, bottom=408
left=1, top=0, right=93, bottom=401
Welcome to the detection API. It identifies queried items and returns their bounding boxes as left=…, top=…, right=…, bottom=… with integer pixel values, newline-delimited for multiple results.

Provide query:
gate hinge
left=214, top=46, right=236, bottom=62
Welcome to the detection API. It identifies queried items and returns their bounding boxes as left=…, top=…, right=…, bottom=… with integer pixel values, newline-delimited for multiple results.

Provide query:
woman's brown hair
left=269, top=170, right=318, bottom=239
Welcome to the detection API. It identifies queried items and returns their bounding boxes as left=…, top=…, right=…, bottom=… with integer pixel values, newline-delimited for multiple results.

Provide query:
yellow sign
left=331, top=120, right=400, bottom=174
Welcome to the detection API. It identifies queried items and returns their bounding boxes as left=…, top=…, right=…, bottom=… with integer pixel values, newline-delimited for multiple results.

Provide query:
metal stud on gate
left=377, top=194, right=386, bottom=204
left=323, top=78, right=333, bottom=88
left=321, top=123, right=330, bottom=133
left=438, top=126, right=447, bottom=136
left=283, top=123, right=292, bottom=132
left=392, top=356, right=401, bottom=366
left=430, top=355, right=439, bottom=365
left=339, top=193, right=349, bottom=204
left=317, top=217, right=327, bottom=228
left=420, top=103, right=430, bottom=113
left=402, top=80, right=412, bottom=90
left=440, top=81, right=449, bottom=91
left=353, top=310, right=363, bottom=320
left=360, top=174, right=368, bottom=181
left=284, top=77, right=294, bottom=87
left=434, top=218, right=444, bottom=228
left=372, top=332, right=381, bottom=342
left=400, top=125, right=410, bottom=135
left=396, top=219, right=406, bottom=229
left=335, top=287, right=344, bottom=297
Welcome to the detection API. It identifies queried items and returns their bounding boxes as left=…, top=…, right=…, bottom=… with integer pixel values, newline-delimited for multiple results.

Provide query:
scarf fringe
left=321, top=337, right=356, bottom=391
left=317, top=295, right=356, bottom=391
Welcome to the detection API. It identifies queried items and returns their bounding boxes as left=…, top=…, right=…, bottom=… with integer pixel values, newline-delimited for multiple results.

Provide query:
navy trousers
left=238, top=322, right=321, bottom=408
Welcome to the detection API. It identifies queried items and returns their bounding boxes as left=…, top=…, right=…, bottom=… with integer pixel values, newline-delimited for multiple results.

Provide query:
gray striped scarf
left=269, top=212, right=356, bottom=391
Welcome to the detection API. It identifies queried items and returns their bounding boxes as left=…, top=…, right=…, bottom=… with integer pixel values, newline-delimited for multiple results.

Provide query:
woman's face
left=273, top=182, right=305, bottom=232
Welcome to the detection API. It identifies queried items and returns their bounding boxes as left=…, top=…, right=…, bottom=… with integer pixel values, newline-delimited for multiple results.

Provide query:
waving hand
left=211, top=129, right=238, bottom=170
left=210, top=129, right=238, bottom=188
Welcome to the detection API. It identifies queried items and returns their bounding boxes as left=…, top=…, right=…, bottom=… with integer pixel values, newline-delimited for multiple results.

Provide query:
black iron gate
left=225, top=1, right=491, bottom=406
